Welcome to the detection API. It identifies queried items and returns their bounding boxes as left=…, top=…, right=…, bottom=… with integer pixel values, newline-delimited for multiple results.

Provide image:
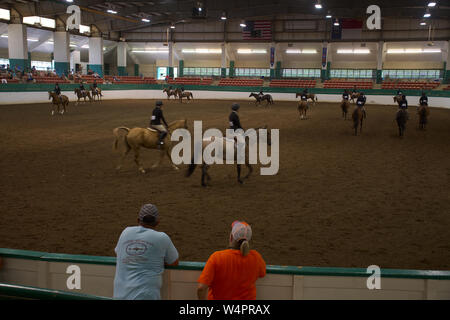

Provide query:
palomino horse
left=417, top=104, right=430, bottom=130
left=74, top=88, right=92, bottom=105
left=296, top=93, right=317, bottom=108
left=90, top=86, right=102, bottom=101
left=186, top=126, right=272, bottom=186
left=297, top=101, right=309, bottom=120
left=352, top=107, right=364, bottom=136
left=175, top=88, right=194, bottom=103
left=113, top=119, right=188, bottom=173
left=48, top=91, right=69, bottom=115
left=163, top=87, right=178, bottom=99
left=396, top=109, right=408, bottom=137
left=341, top=100, right=350, bottom=120
left=249, top=93, right=274, bottom=106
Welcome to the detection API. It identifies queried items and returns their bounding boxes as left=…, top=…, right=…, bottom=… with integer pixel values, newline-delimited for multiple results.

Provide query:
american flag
left=242, top=21, right=272, bottom=41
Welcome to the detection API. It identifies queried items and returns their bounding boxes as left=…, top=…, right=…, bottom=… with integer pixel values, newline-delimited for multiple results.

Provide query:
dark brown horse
left=175, top=88, right=194, bottom=103
left=298, top=101, right=308, bottom=120
left=74, top=88, right=92, bottom=105
left=418, top=104, right=430, bottom=130
left=163, top=87, right=178, bottom=99
left=90, top=86, right=102, bottom=101
left=396, top=109, right=408, bottom=137
left=296, top=92, right=317, bottom=105
left=352, top=107, right=364, bottom=136
left=249, top=93, right=274, bottom=106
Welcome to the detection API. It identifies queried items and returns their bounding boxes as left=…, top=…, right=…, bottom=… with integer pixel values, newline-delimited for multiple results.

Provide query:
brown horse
left=175, top=88, right=194, bottom=103
left=341, top=100, right=350, bottom=120
left=48, top=91, right=69, bottom=115
left=74, top=88, right=92, bottom=105
left=297, top=101, right=308, bottom=120
left=296, top=92, right=317, bottom=105
left=418, top=104, right=430, bottom=130
left=90, top=86, right=102, bottom=101
left=396, top=109, right=408, bottom=137
left=249, top=93, right=274, bottom=106
left=163, top=87, right=178, bottom=99
left=113, top=119, right=188, bottom=173
left=186, top=126, right=271, bottom=186
left=352, top=107, right=364, bottom=136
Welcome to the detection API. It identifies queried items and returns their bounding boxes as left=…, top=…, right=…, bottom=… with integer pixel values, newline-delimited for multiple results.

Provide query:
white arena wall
left=1, top=90, right=450, bottom=109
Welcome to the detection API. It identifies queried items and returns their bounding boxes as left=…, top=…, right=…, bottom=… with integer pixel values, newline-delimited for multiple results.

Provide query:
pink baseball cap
left=231, top=221, right=252, bottom=242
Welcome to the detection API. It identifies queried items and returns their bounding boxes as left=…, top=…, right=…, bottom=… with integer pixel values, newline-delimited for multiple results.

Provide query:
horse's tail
left=186, top=155, right=197, bottom=177
left=113, top=127, right=131, bottom=151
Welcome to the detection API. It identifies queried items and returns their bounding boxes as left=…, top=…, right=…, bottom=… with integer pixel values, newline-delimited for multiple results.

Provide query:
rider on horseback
left=150, top=101, right=169, bottom=147
left=397, top=89, right=403, bottom=96
left=54, top=82, right=61, bottom=99
left=92, top=80, right=99, bottom=94
left=356, top=92, right=367, bottom=118
left=419, top=91, right=428, bottom=106
left=229, top=103, right=243, bottom=130
left=342, top=89, right=350, bottom=101
left=397, top=95, right=409, bottom=119
left=300, top=89, right=308, bottom=103
left=79, top=82, right=86, bottom=96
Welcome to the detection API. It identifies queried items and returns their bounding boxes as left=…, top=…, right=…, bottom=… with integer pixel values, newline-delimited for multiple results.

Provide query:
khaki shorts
left=151, top=124, right=167, bottom=133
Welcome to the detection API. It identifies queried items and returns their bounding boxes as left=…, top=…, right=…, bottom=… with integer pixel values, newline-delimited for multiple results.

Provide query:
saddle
left=146, top=127, right=158, bottom=133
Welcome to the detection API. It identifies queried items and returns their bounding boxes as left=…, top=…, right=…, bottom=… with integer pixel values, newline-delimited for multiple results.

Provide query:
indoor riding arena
left=0, top=0, right=450, bottom=302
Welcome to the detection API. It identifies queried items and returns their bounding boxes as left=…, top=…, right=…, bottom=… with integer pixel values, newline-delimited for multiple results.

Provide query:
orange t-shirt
left=197, top=249, right=266, bottom=300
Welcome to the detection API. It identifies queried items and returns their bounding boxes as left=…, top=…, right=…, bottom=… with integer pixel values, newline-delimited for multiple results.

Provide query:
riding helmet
left=231, top=103, right=240, bottom=111
left=156, top=100, right=163, bottom=106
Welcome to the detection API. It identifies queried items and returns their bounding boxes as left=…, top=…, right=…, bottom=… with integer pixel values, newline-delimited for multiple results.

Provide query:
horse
left=113, top=119, right=188, bottom=174
left=174, top=88, right=194, bottom=103
left=90, top=86, right=102, bottom=101
left=350, top=92, right=360, bottom=103
left=417, top=104, right=429, bottom=130
left=352, top=107, right=364, bottom=136
left=48, top=91, right=69, bottom=116
left=296, top=92, right=317, bottom=104
left=74, top=88, right=92, bottom=105
left=297, top=101, right=309, bottom=120
left=163, top=87, right=178, bottom=100
left=393, top=95, right=402, bottom=104
left=340, top=100, right=350, bottom=120
left=396, top=109, right=408, bottom=137
left=186, top=126, right=272, bottom=186
left=249, top=93, right=274, bottom=106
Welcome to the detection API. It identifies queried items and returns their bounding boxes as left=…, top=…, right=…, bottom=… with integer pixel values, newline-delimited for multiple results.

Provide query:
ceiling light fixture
left=427, top=2, right=437, bottom=7
left=315, top=0, right=322, bottom=9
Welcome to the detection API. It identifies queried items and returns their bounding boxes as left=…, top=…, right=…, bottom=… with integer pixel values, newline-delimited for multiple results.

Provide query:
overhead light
left=27, top=39, right=39, bottom=42
left=1, top=34, right=8, bottom=38
left=182, top=48, right=222, bottom=54
left=337, top=49, right=370, bottom=54
left=387, top=48, right=441, bottom=54
left=70, top=43, right=77, bottom=47
left=81, top=44, right=89, bottom=48
left=132, top=49, right=169, bottom=53
left=427, top=2, right=437, bottom=7
left=170, top=24, right=175, bottom=29
left=326, top=14, right=332, bottom=19
left=286, top=49, right=318, bottom=54
left=240, top=20, right=246, bottom=27
left=107, top=9, right=117, bottom=14
left=423, top=8, right=431, bottom=18
left=237, top=49, right=267, bottom=54
left=66, top=0, right=73, bottom=2
left=333, top=19, right=340, bottom=26
left=142, top=18, right=150, bottom=23
left=420, top=21, right=427, bottom=26
left=221, top=12, right=227, bottom=20
left=198, top=7, right=202, bottom=12
left=315, top=0, right=322, bottom=9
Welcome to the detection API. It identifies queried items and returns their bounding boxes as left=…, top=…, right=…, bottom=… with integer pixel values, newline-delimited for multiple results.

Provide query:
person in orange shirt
left=197, top=221, right=266, bottom=300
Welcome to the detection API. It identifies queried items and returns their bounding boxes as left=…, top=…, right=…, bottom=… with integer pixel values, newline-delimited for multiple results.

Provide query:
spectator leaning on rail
left=197, top=221, right=266, bottom=300
left=113, top=203, right=179, bottom=300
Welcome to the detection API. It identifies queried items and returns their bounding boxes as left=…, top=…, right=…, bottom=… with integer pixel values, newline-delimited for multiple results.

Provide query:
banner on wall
left=322, top=47, right=327, bottom=68
left=270, top=47, right=275, bottom=68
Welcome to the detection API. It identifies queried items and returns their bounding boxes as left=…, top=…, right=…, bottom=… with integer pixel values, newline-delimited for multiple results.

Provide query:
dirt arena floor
left=1, top=97, right=449, bottom=270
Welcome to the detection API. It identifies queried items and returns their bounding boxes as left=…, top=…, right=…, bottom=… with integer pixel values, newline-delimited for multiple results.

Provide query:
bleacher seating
left=442, top=85, right=450, bottom=91
left=323, top=79, right=373, bottom=89
left=269, top=79, right=316, bottom=88
left=34, top=76, right=70, bottom=84
left=218, top=78, right=263, bottom=87
left=75, top=75, right=104, bottom=84
left=168, top=77, right=213, bottom=86
left=381, top=81, right=440, bottom=90
left=104, top=75, right=155, bottom=84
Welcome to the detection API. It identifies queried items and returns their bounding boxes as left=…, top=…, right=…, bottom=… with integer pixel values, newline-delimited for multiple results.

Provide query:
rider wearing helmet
left=150, top=101, right=169, bottom=147
left=397, top=94, right=409, bottom=120
left=419, top=91, right=428, bottom=107
left=229, top=103, right=243, bottom=131
left=342, top=89, right=350, bottom=102
left=92, top=79, right=98, bottom=94
left=79, top=82, right=86, bottom=96
left=356, top=92, right=367, bottom=118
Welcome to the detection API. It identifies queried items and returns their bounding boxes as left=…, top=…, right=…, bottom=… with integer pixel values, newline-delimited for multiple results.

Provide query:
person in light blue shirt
left=113, top=203, right=179, bottom=300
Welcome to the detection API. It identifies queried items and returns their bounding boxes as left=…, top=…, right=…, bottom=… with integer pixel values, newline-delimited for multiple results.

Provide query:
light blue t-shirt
left=113, top=226, right=179, bottom=300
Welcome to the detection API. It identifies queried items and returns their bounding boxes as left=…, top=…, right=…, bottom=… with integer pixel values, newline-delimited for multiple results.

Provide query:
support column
left=270, top=43, right=276, bottom=79
left=376, top=41, right=386, bottom=84
left=117, top=41, right=127, bottom=76
left=134, top=64, right=139, bottom=77
left=275, top=44, right=282, bottom=79
left=443, top=41, right=450, bottom=84
left=229, top=60, right=235, bottom=78
left=178, top=60, right=184, bottom=77
left=167, top=41, right=174, bottom=78
left=8, top=24, right=28, bottom=72
left=70, top=50, right=81, bottom=73
left=221, top=43, right=227, bottom=78
left=88, top=37, right=104, bottom=77
left=54, top=31, right=70, bottom=76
